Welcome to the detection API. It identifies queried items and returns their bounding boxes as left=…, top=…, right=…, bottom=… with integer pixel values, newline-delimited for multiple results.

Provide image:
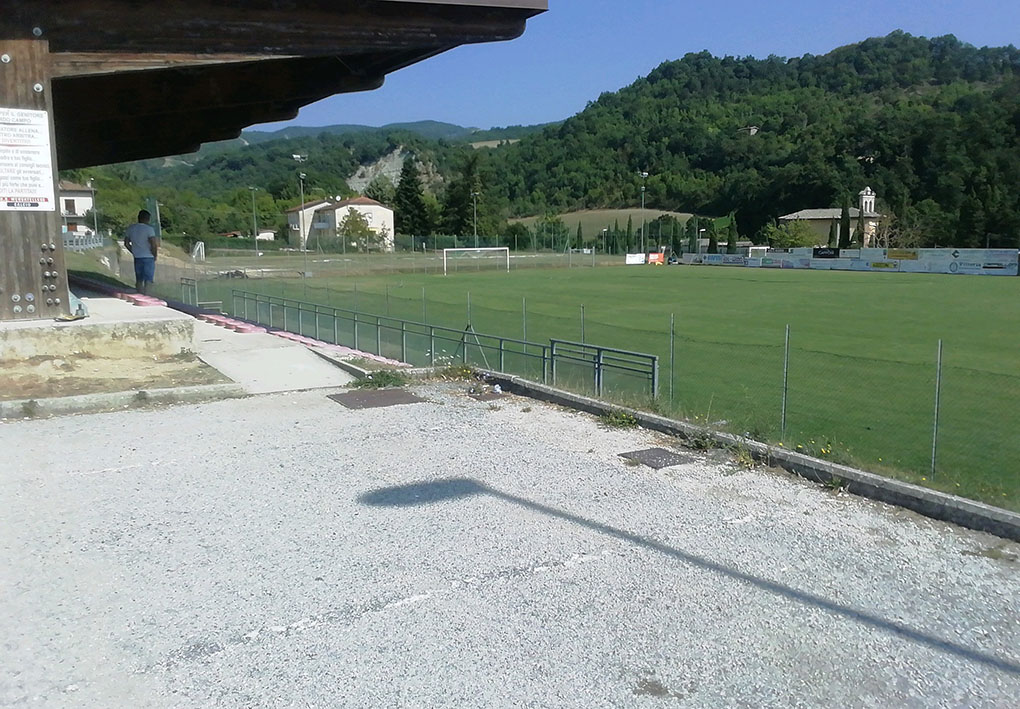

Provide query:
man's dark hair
left=138, top=209, right=151, bottom=222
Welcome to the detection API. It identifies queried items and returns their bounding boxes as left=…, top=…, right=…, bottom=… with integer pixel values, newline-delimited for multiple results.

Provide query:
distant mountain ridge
left=241, top=120, right=559, bottom=144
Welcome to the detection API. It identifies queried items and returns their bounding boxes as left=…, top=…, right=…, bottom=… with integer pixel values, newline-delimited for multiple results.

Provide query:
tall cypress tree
left=393, top=158, right=428, bottom=237
left=626, top=215, right=634, bottom=252
left=687, top=216, right=698, bottom=253
left=828, top=219, right=838, bottom=247
left=726, top=218, right=739, bottom=254
left=839, top=197, right=852, bottom=249
left=575, top=222, right=583, bottom=250
left=856, top=207, right=867, bottom=247
left=707, top=222, right=719, bottom=253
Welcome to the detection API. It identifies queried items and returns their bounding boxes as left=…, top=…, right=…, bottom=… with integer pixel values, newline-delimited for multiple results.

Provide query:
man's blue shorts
left=134, top=257, right=155, bottom=283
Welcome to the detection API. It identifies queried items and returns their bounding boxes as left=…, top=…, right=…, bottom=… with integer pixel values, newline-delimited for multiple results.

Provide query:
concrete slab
left=0, top=294, right=193, bottom=359
left=192, top=320, right=355, bottom=394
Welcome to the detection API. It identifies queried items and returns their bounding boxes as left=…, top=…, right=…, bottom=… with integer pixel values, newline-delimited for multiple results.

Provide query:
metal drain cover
left=328, top=389, right=425, bottom=409
left=618, top=448, right=692, bottom=470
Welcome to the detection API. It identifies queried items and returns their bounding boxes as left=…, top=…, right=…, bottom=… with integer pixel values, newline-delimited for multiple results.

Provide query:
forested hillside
left=487, top=31, right=1020, bottom=246
left=74, top=32, right=1020, bottom=248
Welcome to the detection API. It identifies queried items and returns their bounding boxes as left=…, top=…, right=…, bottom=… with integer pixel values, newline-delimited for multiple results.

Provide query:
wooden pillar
left=0, top=38, right=70, bottom=321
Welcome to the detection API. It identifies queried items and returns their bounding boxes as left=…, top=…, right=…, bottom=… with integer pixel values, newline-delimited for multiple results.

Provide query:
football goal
left=442, top=247, right=510, bottom=276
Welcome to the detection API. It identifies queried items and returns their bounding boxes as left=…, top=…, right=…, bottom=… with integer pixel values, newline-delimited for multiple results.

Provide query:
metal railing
left=63, top=233, right=105, bottom=252
left=550, top=339, right=658, bottom=398
left=230, top=290, right=658, bottom=399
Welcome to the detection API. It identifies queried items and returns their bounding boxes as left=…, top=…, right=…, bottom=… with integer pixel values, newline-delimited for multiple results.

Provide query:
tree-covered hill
left=486, top=31, right=1020, bottom=246
left=78, top=32, right=1019, bottom=249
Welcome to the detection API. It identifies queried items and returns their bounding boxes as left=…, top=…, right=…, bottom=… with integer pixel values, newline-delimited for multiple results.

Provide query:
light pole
left=639, top=171, right=649, bottom=254
left=698, top=228, right=706, bottom=255
left=86, top=178, right=100, bottom=241
left=471, top=191, right=479, bottom=248
left=248, top=186, right=259, bottom=258
left=292, top=154, right=308, bottom=276
left=601, top=227, right=608, bottom=254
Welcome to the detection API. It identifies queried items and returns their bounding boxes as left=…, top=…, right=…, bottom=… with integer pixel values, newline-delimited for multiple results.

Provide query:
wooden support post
left=0, top=38, right=70, bottom=320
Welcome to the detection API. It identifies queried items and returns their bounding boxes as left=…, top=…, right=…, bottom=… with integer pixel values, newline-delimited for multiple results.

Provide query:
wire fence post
left=422, top=286, right=427, bottom=324
left=781, top=324, right=790, bottom=441
left=353, top=282, right=359, bottom=313
left=931, top=339, right=943, bottom=480
left=385, top=284, right=390, bottom=316
left=467, top=291, right=472, bottom=327
left=669, top=313, right=675, bottom=404
left=522, top=297, right=527, bottom=341
left=580, top=304, right=585, bottom=344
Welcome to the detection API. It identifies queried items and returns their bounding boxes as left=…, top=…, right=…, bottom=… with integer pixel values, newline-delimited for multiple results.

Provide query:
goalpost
left=442, top=247, right=510, bottom=276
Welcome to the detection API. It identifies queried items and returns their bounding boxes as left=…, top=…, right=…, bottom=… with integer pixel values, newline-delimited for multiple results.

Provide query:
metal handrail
left=230, top=290, right=658, bottom=398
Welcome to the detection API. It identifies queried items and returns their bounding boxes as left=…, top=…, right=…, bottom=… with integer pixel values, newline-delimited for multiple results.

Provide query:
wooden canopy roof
left=1, top=0, right=546, bottom=169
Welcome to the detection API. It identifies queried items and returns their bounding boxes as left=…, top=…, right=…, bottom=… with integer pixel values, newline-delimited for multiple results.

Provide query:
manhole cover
left=467, top=391, right=504, bottom=402
left=618, top=448, right=693, bottom=470
left=328, top=389, right=425, bottom=409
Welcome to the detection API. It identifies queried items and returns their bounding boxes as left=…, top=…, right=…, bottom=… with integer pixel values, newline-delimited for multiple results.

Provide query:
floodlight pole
left=87, top=178, right=100, bottom=240
left=249, top=186, right=259, bottom=259
left=471, top=191, right=479, bottom=248
left=293, top=153, right=308, bottom=277
left=639, top=171, right=649, bottom=254
left=299, top=172, right=307, bottom=276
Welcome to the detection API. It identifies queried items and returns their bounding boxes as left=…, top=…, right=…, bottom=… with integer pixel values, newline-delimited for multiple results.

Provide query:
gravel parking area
left=2, top=383, right=1018, bottom=707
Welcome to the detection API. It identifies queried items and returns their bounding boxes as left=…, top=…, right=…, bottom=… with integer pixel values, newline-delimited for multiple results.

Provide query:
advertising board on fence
left=689, top=246, right=1018, bottom=276
left=625, top=253, right=646, bottom=265
left=647, top=252, right=665, bottom=265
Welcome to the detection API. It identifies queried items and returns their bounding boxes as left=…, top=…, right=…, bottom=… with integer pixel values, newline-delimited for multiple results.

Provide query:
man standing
left=124, top=210, right=159, bottom=294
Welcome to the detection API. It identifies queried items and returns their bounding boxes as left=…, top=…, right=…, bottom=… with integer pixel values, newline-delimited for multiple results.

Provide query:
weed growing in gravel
left=600, top=410, right=638, bottom=429
left=822, top=476, right=848, bottom=492
left=354, top=370, right=409, bottom=389
left=731, top=444, right=756, bottom=469
left=437, top=364, right=475, bottom=381
left=687, top=431, right=717, bottom=451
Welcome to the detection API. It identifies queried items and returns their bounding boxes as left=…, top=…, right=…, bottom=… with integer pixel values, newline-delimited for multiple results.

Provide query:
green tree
left=365, top=175, right=395, bottom=206
left=442, top=153, right=481, bottom=236
left=726, top=219, right=739, bottom=254
left=707, top=222, right=719, bottom=254
left=338, top=209, right=377, bottom=252
left=626, top=215, right=634, bottom=252
left=575, top=222, right=584, bottom=250
left=856, top=207, right=867, bottom=247
left=828, top=219, right=838, bottom=247
left=393, top=158, right=429, bottom=236
left=686, top=216, right=698, bottom=253
left=762, top=221, right=816, bottom=248
left=839, top=198, right=852, bottom=249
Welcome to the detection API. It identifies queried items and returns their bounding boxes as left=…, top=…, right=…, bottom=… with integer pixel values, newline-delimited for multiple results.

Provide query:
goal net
left=443, top=247, right=510, bottom=275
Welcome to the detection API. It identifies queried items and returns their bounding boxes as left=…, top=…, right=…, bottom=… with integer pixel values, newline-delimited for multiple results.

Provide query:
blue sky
left=255, top=0, right=1020, bottom=131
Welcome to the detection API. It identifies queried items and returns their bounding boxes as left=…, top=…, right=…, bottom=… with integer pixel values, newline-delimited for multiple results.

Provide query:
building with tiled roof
left=779, top=187, right=883, bottom=246
left=288, top=196, right=394, bottom=252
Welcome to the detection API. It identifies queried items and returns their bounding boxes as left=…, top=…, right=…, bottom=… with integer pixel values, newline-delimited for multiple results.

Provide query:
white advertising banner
left=0, top=107, right=56, bottom=211
left=625, top=253, right=646, bottom=265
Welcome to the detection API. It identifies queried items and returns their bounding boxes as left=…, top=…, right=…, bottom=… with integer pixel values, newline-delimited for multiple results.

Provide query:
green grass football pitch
left=201, top=262, right=1020, bottom=510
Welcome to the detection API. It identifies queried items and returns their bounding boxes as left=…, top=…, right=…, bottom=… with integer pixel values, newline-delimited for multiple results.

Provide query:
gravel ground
left=1, top=383, right=1018, bottom=708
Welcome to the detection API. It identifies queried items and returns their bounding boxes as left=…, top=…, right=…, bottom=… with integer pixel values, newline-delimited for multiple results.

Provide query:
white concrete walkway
left=191, top=319, right=355, bottom=394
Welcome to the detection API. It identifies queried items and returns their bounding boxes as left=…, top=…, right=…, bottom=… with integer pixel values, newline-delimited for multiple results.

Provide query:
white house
left=311, top=196, right=397, bottom=251
left=285, top=199, right=332, bottom=249
left=58, top=180, right=96, bottom=237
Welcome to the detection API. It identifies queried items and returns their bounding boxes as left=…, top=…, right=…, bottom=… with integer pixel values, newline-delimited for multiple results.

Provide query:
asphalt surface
left=2, top=383, right=1018, bottom=708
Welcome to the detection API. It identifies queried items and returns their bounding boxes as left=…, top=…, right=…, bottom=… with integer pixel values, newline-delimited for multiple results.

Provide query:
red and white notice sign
left=0, top=107, right=55, bottom=211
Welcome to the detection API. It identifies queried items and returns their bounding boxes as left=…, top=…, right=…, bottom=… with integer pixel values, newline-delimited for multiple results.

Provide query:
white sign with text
left=0, top=107, right=55, bottom=211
